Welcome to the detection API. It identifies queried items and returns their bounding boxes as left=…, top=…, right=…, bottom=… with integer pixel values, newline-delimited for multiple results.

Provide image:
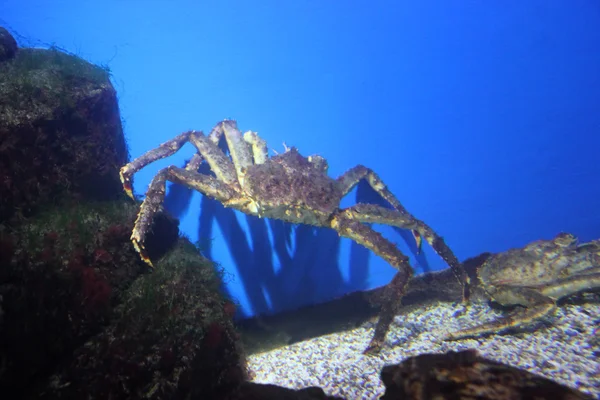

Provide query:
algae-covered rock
left=35, top=238, right=247, bottom=400
left=0, top=200, right=179, bottom=395
left=0, top=197, right=249, bottom=399
left=0, top=28, right=127, bottom=222
left=0, top=28, right=249, bottom=398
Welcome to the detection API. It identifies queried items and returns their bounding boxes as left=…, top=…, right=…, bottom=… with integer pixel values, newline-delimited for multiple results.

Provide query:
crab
left=119, top=119, right=469, bottom=353
left=445, top=232, right=600, bottom=340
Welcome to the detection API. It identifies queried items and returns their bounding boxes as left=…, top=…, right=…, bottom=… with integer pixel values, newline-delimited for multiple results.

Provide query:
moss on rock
left=35, top=238, right=247, bottom=400
left=0, top=44, right=127, bottom=223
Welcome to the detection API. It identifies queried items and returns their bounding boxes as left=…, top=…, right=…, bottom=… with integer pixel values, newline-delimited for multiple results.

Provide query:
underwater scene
left=0, top=1, right=599, bottom=399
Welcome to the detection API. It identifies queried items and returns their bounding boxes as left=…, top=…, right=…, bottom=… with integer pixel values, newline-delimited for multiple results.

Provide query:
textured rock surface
left=0, top=28, right=247, bottom=399
left=0, top=33, right=127, bottom=223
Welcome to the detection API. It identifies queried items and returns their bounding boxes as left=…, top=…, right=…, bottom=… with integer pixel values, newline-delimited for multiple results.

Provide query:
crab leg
left=330, top=215, right=413, bottom=353
left=336, top=166, right=470, bottom=301
left=120, top=131, right=194, bottom=199
left=211, top=120, right=270, bottom=185
left=187, top=130, right=238, bottom=186
left=121, top=124, right=243, bottom=266
left=243, top=130, right=268, bottom=165
left=446, top=272, right=600, bottom=340
left=336, top=165, right=424, bottom=249
left=445, top=288, right=556, bottom=340
left=130, top=166, right=237, bottom=267
left=213, top=120, right=254, bottom=185
left=339, top=203, right=469, bottom=300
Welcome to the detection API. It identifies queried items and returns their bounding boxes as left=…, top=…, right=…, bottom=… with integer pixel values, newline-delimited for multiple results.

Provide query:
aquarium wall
left=3, top=0, right=599, bottom=319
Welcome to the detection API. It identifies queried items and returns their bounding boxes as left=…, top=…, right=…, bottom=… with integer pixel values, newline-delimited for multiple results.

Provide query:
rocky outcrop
left=0, top=36, right=127, bottom=223
left=0, top=28, right=246, bottom=399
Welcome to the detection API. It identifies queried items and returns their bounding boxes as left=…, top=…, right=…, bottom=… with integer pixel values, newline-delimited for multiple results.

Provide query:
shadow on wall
left=164, top=160, right=434, bottom=318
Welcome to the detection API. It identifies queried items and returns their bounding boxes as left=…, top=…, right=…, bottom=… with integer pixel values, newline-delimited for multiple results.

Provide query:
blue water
left=3, top=1, right=599, bottom=319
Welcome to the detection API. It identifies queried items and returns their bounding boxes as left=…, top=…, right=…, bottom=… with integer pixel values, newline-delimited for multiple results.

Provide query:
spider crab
left=446, top=232, right=600, bottom=341
left=120, top=119, right=470, bottom=353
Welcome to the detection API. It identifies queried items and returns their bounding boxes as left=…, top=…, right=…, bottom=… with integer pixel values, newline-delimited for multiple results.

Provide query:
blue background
left=2, top=1, right=599, bottom=319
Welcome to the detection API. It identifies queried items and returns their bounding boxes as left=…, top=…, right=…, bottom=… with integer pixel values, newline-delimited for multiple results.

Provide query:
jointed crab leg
left=330, top=215, right=413, bottom=353
left=211, top=120, right=269, bottom=188
left=340, top=204, right=469, bottom=301
left=188, top=130, right=239, bottom=185
left=336, top=167, right=470, bottom=301
left=337, top=166, right=424, bottom=252
left=120, top=131, right=194, bottom=199
left=445, top=287, right=556, bottom=340
left=446, top=272, right=600, bottom=340
left=209, top=120, right=269, bottom=166
left=331, top=202, right=469, bottom=353
left=121, top=121, right=270, bottom=267
left=242, top=130, right=269, bottom=165
left=120, top=121, right=267, bottom=200
left=129, top=166, right=238, bottom=267
left=121, top=125, right=243, bottom=266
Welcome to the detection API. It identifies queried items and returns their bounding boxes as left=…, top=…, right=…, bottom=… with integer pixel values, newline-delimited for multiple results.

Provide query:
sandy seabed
left=248, top=301, right=600, bottom=399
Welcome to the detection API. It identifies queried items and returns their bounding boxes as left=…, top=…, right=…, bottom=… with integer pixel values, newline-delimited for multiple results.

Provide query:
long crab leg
left=340, top=203, right=468, bottom=299
left=210, top=120, right=269, bottom=184
left=336, top=167, right=470, bottom=302
left=213, top=120, right=254, bottom=187
left=129, top=166, right=237, bottom=267
left=445, top=288, right=557, bottom=340
left=446, top=272, right=600, bottom=340
left=187, top=131, right=238, bottom=185
left=336, top=166, right=423, bottom=247
left=330, top=215, right=413, bottom=354
left=120, top=124, right=243, bottom=266
left=242, top=130, right=268, bottom=165
left=120, top=131, right=194, bottom=199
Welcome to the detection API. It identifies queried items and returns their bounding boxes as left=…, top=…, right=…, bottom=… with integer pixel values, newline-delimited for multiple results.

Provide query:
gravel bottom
left=248, top=301, right=600, bottom=399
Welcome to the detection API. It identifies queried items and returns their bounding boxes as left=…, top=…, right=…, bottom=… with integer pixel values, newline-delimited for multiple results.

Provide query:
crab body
left=446, top=232, right=600, bottom=340
left=120, top=120, right=469, bottom=353
left=242, top=149, right=342, bottom=225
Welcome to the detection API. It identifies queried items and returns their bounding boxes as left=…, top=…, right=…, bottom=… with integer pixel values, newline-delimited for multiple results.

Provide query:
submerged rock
left=0, top=27, right=126, bottom=223
left=0, top=29, right=247, bottom=399
left=0, top=27, right=17, bottom=62
left=380, top=349, right=594, bottom=400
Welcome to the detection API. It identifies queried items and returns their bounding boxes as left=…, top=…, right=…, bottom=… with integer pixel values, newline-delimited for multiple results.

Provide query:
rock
left=379, top=349, right=594, bottom=400
left=33, top=239, right=245, bottom=400
left=0, top=44, right=127, bottom=223
left=0, top=35, right=246, bottom=399
left=0, top=27, right=17, bottom=62
left=0, top=201, right=180, bottom=396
